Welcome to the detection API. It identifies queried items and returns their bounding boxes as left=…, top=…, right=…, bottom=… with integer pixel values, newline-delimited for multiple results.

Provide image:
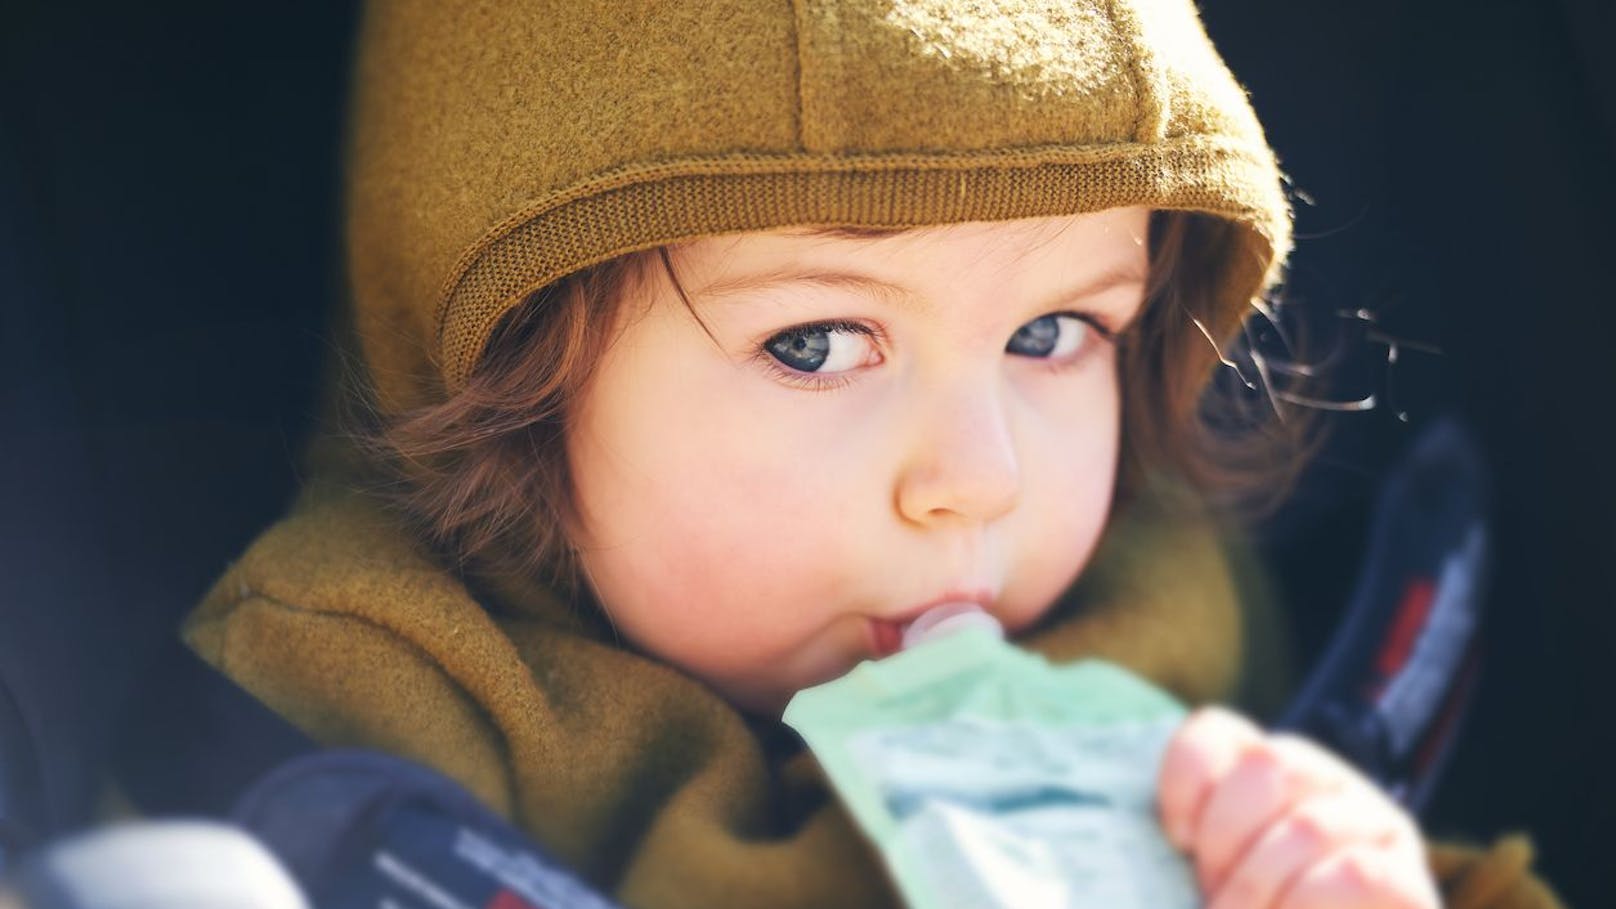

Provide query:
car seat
left=2, top=1, right=1611, bottom=905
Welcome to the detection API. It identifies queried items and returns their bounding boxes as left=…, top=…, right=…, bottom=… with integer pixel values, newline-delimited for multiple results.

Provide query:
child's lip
left=870, top=619, right=904, bottom=657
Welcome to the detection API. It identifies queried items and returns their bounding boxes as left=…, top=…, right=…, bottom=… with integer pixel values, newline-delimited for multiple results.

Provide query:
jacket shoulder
left=183, top=479, right=522, bottom=813
left=1429, top=834, right=1566, bottom=909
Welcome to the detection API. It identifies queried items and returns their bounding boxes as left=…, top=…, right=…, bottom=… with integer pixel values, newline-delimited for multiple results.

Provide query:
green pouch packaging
left=783, top=623, right=1200, bottom=909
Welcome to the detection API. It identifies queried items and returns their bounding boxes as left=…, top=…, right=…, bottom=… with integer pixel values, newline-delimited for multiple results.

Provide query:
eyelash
left=753, top=312, right=1118, bottom=392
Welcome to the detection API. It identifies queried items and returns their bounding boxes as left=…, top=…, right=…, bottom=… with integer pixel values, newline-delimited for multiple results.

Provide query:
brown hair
left=363, top=253, right=653, bottom=587
left=365, top=211, right=1314, bottom=587
left=1117, top=212, right=1317, bottom=515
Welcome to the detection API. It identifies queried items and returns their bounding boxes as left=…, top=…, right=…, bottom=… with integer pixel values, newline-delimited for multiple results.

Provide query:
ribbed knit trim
left=433, top=137, right=1286, bottom=391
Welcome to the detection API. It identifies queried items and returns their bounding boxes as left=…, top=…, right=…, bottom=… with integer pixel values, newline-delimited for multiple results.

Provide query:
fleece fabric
left=185, top=0, right=1565, bottom=906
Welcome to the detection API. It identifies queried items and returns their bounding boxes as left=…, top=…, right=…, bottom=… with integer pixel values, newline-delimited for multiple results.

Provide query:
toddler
left=185, top=1, right=1561, bottom=906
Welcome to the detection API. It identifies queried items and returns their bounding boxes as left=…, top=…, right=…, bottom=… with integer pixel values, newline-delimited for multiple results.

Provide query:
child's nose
left=894, top=383, right=1020, bottom=527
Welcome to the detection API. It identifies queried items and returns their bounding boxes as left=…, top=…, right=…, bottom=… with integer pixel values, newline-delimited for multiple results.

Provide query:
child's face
left=567, top=208, right=1151, bottom=715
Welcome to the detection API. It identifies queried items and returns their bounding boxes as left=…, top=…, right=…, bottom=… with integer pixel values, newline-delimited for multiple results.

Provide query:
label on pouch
left=785, top=632, right=1200, bottom=909
left=851, top=714, right=1197, bottom=908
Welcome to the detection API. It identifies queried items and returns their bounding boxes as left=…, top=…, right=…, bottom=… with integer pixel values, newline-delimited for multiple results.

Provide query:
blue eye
left=766, top=326, right=831, bottom=371
left=764, top=322, right=873, bottom=374
left=1006, top=314, right=1091, bottom=358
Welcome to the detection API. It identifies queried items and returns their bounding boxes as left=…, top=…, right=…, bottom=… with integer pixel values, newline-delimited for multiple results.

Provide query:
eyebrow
left=690, top=262, right=1148, bottom=317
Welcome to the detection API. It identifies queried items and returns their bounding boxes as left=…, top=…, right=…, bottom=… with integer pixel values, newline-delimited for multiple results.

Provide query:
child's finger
left=1205, top=786, right=1411, bottom=909
left=1276, top=843, right=1441, bottom=909
left=1193, top=734, right=1361, bottom=892
left=1157, top=705, right=1265, bottom=850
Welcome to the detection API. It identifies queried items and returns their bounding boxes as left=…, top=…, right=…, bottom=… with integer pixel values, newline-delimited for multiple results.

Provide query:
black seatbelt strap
left=114, top=640, right=628, bottom=909
left=1276, top=417, right=1490, bottom=815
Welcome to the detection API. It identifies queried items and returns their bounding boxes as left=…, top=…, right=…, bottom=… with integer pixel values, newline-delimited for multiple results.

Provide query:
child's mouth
left=871, top=619, right=904, bottom=658
left=871, top=592, right=999, bottom=658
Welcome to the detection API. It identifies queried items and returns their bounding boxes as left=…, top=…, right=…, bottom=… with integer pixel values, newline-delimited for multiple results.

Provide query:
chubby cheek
left=567, top=356, right=863, bottom=681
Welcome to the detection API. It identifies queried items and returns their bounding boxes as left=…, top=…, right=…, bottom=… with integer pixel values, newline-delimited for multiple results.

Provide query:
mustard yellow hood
left=344, top=0, right=1292, bottom=412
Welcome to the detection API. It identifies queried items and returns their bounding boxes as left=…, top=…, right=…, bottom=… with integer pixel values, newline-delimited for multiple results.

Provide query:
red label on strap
left=488, top=890, right=543, bottom=909
left=1377, top=578, right=1437, bottom=678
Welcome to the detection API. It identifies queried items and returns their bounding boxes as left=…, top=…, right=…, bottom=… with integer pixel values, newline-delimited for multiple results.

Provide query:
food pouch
left=782, top=624, right=1200, bottom=909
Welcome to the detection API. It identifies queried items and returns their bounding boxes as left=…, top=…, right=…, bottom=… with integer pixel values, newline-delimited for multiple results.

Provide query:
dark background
left=2, top=1, right=1610, bottom=904
left=1207, top=1, right=1615, bottom=903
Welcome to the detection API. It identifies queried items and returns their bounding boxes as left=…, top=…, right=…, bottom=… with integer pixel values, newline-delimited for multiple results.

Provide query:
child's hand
left=1158, top=706, right=1441, bottom=909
